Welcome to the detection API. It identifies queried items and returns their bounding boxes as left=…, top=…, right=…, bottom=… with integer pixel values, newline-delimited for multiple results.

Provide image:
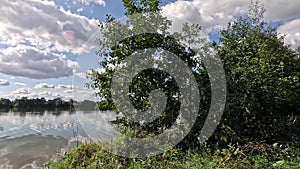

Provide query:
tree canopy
left=91, top=0, right=300, bottom=149
left=218, top=1, right=300, bottom=142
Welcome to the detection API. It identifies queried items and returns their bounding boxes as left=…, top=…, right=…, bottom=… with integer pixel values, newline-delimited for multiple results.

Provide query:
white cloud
left=162, top=0, right=300, bottom=47
left=39, top=91, right=52, bottom=96
left=75, top=72, right=88, bottom=79
left=34, top=83, right=76, bottom=90
left=0, top=45, right=78, bottom=79
left=34, top=83, right=55, bottom=89
left=77, top=7, right=84, bottom=13
left=56, top=84, right=75, bottom=89
left=4, top=86, right=94, bottom=101
left=162, top=0, right=247, bottom=33
left=39, top=91, right=61, bottom=98
left=1, top=86, right=78, bottom=100
left=0, top=0, right=100, bottom=79
left=75, top=68, right=105, bottom=79
left=8, top=89, right=71, bottom=100
left=0, top=79, right=9, bottom=86
left=163, top=0, right=300, bottom=30
left=74, top=0, right=106, bottom=6
left=278, top=19, right=300, bottom=49
left=14, top=82, right=26, bottom=86
left=0, top=0, right=100, bottom=54
left=64, top=89, right=75, bottom=93
left=12, top=88, right=31, bottom=95
left=260, top=0, right=300, bottom=21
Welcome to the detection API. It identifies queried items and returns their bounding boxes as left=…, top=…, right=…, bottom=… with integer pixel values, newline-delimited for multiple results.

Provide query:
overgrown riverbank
left=51, top=0, right=300, bottom=168
left=51, top=141, right=299, bottom=169
left=51, top=114, right=299, bottom=168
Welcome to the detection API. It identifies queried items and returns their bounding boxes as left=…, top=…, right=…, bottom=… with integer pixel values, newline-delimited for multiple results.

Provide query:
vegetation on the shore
left=0, top=97, right=74, bottom=112
left=0, top=97, right=98, bottom=112
left=52, top=0, right=299, bottom=168
left=53, top=141, right=300, bottom=169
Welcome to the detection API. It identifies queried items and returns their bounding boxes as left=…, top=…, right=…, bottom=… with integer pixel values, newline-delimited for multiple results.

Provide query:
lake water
left=0, top=110, right=119, bottom=169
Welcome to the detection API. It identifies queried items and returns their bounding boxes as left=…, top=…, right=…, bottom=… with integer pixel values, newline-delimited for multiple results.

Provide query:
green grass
left=50, top=141, right=300, bottom=169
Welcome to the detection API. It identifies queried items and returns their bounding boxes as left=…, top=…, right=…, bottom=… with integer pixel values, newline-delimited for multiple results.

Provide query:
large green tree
left=218, top=1, right=300, bottom=141
left=89, top=0, right=211, bottom=150
left=91, top=0, right=300, bottom=150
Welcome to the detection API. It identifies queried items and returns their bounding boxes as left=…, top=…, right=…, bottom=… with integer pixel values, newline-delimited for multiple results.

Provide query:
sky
left=0, top=0, right=299, bottom=101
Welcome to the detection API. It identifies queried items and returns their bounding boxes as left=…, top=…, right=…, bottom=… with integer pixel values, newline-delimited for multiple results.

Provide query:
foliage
left=51, top=142, right=300, bottom=169
left=0, top=97, right=74, bottom=112
left=54, top=1, right=300, bottom=168
left=88, top=0, right=209, bottom=149
left=90, top=0, right=300, bottom=148
left=217, top=1, right=300, bottom=142
left=87, top=0, right=299, bottom=159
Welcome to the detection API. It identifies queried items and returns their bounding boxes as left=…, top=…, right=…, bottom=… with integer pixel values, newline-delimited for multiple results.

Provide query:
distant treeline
left=0, top=97, right=97, bottom=112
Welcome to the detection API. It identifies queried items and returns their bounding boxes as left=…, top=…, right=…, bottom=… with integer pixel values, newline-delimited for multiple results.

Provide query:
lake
left=0, top=110, right=119, bottom=169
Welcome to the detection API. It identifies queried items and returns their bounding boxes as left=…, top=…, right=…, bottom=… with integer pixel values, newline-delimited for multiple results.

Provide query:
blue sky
left=0, top=0, right=299, bottom=101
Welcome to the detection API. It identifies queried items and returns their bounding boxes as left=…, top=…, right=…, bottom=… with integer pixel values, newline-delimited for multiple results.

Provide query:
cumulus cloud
left=163, top=0, right=300, bottom=30
left=39, top=91, right=61, bottom=98
left=34, top=83, right=76, bottom=90
left=73, top=0, right=106, bottom=6
left=64, top=89, right=75, bottom=93
left=0, top=0, right=100, bottom=54
left=75, top=72, right=88, bottom=79
left=5, top=86, right=93, bottom=101
left=162, top=0, right=300, bottom=47
left=12, top=88, right=31, bottom=95
left=0, top=79, right=9, bottom=86
left=75, top=68, right=105, bottom=79
left=14, top=82, right=26, bottom=86
left=34, top=83, right=55, bottom=89
left=36, top=89, right=88, bottom=101
left=56, top=84, right=76, bottom=89
left=260, top=0, right=300, bottom=21
left=278, top=19, right=300, bottom=49
left=0, top=0, right=98, bottom=79
left=162, top=0, right=247, bottom=33
left=0, top=45, right=78, bottom=79
left=8, top=89, right=72, bottom=100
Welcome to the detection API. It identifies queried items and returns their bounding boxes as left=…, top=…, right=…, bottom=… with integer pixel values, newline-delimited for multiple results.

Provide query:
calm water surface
left=0, top=110, right=118, bottom=169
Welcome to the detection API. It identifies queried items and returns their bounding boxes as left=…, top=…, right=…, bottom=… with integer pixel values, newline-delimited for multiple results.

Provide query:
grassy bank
left=51, top=141, right=299, bottom=169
